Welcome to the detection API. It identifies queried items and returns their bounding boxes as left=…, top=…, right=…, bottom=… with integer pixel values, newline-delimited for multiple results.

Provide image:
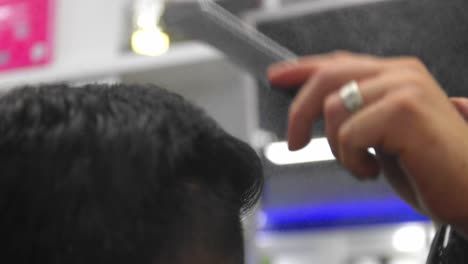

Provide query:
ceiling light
left=131, top=28, right=170, bottom=56
left=131, top=0, right=170, bottom=56
left=392, top=224, right=427, bottom=253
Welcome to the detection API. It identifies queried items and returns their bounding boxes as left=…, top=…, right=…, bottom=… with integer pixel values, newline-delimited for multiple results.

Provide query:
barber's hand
left=268, top=51, right=468, bottom=233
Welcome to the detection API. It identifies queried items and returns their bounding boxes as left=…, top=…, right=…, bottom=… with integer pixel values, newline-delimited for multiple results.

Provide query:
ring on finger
left=339, top=80, right=364, bottom=113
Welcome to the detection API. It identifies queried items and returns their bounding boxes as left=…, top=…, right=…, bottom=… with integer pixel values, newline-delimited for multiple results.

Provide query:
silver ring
left=339, top=80, right=364, bottom=113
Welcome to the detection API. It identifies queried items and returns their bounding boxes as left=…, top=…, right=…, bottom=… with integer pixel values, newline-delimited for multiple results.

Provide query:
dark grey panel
left=217, top=0, right=260, bottom=14
left=262, top=159, right=395, bottom=209
left=257, top=0, right=468, bottom=139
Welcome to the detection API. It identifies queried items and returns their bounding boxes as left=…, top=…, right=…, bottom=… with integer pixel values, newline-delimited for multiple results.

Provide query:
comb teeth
left=198, top=0, right=297, bottom=62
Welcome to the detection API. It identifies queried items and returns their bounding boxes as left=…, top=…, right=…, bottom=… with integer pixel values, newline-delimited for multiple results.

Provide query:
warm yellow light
left=137, top=12, right=157, bottom=29
left=131, top=28, right=170, bottom=56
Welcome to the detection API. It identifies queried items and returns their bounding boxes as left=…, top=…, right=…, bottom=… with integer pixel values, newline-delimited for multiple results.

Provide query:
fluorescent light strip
left=264, top=137, right=376, bottom=165
left=264, top=138, right=334, bottom=165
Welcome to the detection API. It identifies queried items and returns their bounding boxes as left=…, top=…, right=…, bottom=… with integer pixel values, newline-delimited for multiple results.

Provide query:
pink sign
left=0, top=0, right=54, bottom=72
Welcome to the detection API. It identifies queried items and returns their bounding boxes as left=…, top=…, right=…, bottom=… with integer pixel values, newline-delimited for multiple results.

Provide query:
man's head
left=0, top=84, right=263, bottom=264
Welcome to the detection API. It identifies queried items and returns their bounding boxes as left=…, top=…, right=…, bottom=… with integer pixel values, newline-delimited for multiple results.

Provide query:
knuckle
left=314, top=69, right=332, bottom=82
left=337, top=126, right=352, bottom=150
left=404, top=73, right=426, bottom=86
left=390, top=89, right=423, bottom=115
left=314, top=68, right=337, bottom=86
left=401, top=57, right=427, bottom=71
left=324, top=95, right=339, bottom=118
left=398, top=72, right=429, bottom=91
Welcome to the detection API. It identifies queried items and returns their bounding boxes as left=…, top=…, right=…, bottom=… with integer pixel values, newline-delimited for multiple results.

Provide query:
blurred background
left=1, top=0, right=468, bottom=263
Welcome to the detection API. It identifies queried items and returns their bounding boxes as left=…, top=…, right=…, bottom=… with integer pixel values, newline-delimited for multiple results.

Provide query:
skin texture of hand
left=267, top=51, right=468, bottom=236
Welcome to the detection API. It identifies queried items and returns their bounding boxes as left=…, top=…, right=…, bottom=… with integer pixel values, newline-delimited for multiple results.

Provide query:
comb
left=163, top=0, right=298, bottom=85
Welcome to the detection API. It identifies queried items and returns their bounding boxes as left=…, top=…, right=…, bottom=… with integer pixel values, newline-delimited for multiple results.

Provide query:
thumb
left=451, top=97, right=468, bottom=121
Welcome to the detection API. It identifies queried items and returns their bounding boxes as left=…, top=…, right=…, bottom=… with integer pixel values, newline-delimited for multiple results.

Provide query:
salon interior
left=1, top=0, right=467, bottom=263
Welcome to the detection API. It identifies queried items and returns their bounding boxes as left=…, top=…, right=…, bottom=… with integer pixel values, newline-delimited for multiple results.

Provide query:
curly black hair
left=0, top=83, right=263, bottom=264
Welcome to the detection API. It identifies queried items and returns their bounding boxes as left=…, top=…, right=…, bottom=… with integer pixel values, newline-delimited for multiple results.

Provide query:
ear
left=451, top=97, right=468, bottom=122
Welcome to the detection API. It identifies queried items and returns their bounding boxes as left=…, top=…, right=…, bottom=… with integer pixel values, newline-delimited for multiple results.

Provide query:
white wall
left=0, top=0, right=261, bottom=146
left=54, top=0, right=128, bottom=66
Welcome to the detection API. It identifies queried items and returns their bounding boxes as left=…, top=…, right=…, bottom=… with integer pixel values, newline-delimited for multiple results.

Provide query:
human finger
left=336, top=91, right=416, bottom=179
left=288, top=59, right=384, bottom=150
left=267, top=51, right=357, bottom=88
left=267, top=63, right=319, bottom=88
left=324, top=71, right=422, bottom=158
left=376, top=150, right=423, bottom=214
left=451, top=97, right=468, bottom=121
left=267, top=53, right=424, bottom=88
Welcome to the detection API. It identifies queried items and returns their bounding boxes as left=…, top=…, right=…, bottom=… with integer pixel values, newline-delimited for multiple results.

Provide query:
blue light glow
left=262, top=197, right=428, bottom=231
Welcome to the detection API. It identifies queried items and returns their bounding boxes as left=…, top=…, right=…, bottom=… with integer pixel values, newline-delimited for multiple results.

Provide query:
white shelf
left=0, top=41, right=223, bottom=89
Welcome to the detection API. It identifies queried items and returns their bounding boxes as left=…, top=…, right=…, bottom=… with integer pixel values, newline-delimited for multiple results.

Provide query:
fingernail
left=267, top=66, right=285, bottom=77
left=288, top=141, right=305, bottom=152
left=460, top=100, right=468, bottom=112
left=287, top=143, right=299, bottom=151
